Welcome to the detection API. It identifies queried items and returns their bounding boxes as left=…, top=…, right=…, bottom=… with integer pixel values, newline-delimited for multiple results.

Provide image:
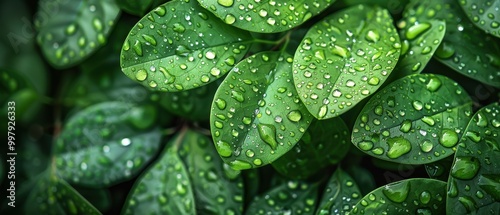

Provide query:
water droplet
left=476, top=112, right=488, bottom=127
left=358, top=141, right=374, bottom=151
left=230, top=160, right=252, bottom=170
left=225, top=14, right=236, bottom=24
left=412, top=100, right=423, bottom=111
left=451, top=156, right=480, bottom=180
left=420, top=140, right=433, bottom=153
left=217, top=0, right=234, bottom=7
left=386, top=137, right=412, bottom=159
left=383, top=181, right=410, bottom=203
left=435, top=42, right=455, bottom=59
left=421, top=116, right=435, bottom=126
left=439, top=129, right=458, bottom=148
left=368, top=77, right=380, bottom=86
left=332, top=45, right=349, bottom=58
left=399, top=120, right=412, bottom=133
left=286, top=110, right=302, bottom=122
left=231, top=90, right=245, bottom=102
left=65, top=24, right=76, bottom=35
left=121, top=138, right=131, bottom=146
left=92, top=18, right=103, bottom=31
left=215, top=98, right=226, bottom=110
left=154, top=6, right=166, bottom=16
left=257, top=124, right=278, bottom=149
left=426, top=77, right=442, bottom=92
left=142, top=34, right=157, bottom=46
left=406, top=22, right=431, bottom=40
left=215, top=140, right=232, bottom=157
left=173, top=22, right=186, bottom=33
left=318, top=105, right=328, bottom=119
left=419, top=191, right=431, bottom=204
left=205, top=50, right=216, bottom=60
left=465, top=131, right=481, bottom=143
left=365, top=30, right=380, bottom=42
left=135, top=69, right=148, bottom=81
left=133, top=40, right=143, bottom=56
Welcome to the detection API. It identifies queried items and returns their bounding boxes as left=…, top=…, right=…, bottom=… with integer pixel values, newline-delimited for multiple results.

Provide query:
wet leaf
left=293, top=5, right=401, bottom=120
left=458, top=0, right=500, bottom=38
left=316, top=168, right=361, bottom=215
left=122, top=133, right=196, bottom=215
left=447, top=103, right=500, bottom=214
left=116, top=0, right=168, bottom=16
left=404, top=0, right=500, bottom=87
left=197, top=0, right=336, bottom=33
left=210, top=52, right=313, bottom=170
left=349, top=178, right=447, bottom=214
left=54, top=101, right=162, bottom=187
left=335, top=0, right=409, bottom=14
left=178, top=130, right=244, bottom=214
left=245, top=181, right=318, bottom=215
left=272, top=117, right=350, bottom=179
left=35, top=0, right=120, bottom=68
left=25, top=172, right=101, bottom=215
left=120, top=0, right=253, bottom=92
left=352, top=74, right=473, bottom=164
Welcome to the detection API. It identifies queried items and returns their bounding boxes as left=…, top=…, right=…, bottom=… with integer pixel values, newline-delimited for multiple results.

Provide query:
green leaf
left=120, top=0, right=253, bottom=92
left=210, top=52, right=313, bottom=170
left=272, top=117, right=350, bottom=179
left=116, top=0, right=168, bottom=16
left=54, top=101, right=162, bottom=187
left=335, top=0, right=409, bottom=14
left=26, top=172, right=101, bottom=215
left=349, top=178, right=446, bottom=214
left=178, top=130, right=244, bottom=214
left=424, top=155, right=453, bottom=181
left=404, top=0, right=500, bottom=87
left=316, top=168, right=361, bottom=215
left=35, top=0, right=120, bottom=68
left=345, top=165, right=377, bottom=196
left=394, top=19, right=446, bottom=76
left=458, top=0, right=500, bottom=38
left=446, top=103, right=500, bottom=214
left=197, top=0, right=336, bottom=33
left=122, top=133, right=196, bottom=215
left=293, top=5, right=401, bottom=120
left=76, top=187, right=112, bottom=213
left=245, top=181, right=318, bottom=215
left=351, top=74, right=473, bottom=164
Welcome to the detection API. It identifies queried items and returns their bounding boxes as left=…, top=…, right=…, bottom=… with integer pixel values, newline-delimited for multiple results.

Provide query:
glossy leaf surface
left=447, top=103, right=500, bottom=214
left=350, top=178, right=446, bottom=214
left=316, top=168, right=361, bottom=215
left=198, top=0, right=336, bottom=33
left=272, top=117, right=350, bottom=179
left=35, top=0, right=120, bottom=68
left=120, top=0, right=253, bottom=92
left=352, top=74, right=473, bottom=164
left=293, top=5, right=401, bottom=119
left=55, top=102, right=162, bottom=187
left=458, top=0, right=500, bottom=38
left=116, top=0, right=167, bottom=16
left=211, top=52, right=313, bottom=170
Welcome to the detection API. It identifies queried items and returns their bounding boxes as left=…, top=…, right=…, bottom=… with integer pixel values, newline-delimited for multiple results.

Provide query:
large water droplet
left=217, top=0, right=234, bottom=7
left=419, top=191, right=431, bottom=204
left=215, top=98, right=226, bottom=110
left=231, top=90, right=245, bottom=102
left=435, top=42, right=455, bottom=59
left=135, top=69, right=148, bottom=81
left=405, top=22, right=431, bottom=40
left=399, top=120, right=412, bottom=133
left=439, top=129, right=459, bottom=148
left=426, top=77, right=442, bottom=92
left=383, top=181, right=410, bottom=203
left=286, top=110, right=302, bottom=122
left=230, top=160, right=252, bottom=170
left=173, top=22, right=186, bottom=33
left=386, top=137, right=412, bottom=159
left=215, top=140, right=232, bottom=157
left=451, top=156, right=480, bottom=180
left=365, top=30, right=380, bottom=42
left=318, top=105, right=328, bottom=119
left=257, top=124, right=278, bottom=150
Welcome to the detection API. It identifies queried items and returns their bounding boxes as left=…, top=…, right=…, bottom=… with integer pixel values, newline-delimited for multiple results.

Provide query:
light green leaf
left=458, top=0, right=500, bottom=38
left=272, top=117, right=350, bottom=179
left=35, top=0, right=120, bottom=68
left=293, top=5, right=401, bottom=120
left=349, top=178, right=446, bottom=214
left=315, top=168, right=361, bottom=215
left=197, top=0, right=336, bottom=33
left=55, top=101, right=162, bottom=187
left=245, top=181, right=318, bottom=215
left=26, top=172, right=101, bottom=215
left=447, top=103, right=500, bottom=214
left=116, top=0, right=167, bottom=16
left=210, top=52, right=313, bottom=170
left=122, top=133, right=196, bottom=215
left=351, top=74, right=473, bottom=164
left=120, top=0, right=253, bottom=92
left=404, top=0, right=500, bottom=87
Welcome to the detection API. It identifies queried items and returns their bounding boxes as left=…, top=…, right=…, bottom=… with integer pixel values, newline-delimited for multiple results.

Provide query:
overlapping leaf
left=35, top=0, right=120, bottom=68
left=349, top=178, right=447, bottom=214
left=316, top=168, right=361, bottom=215
left=352, top=74, right=473, bottom=164
left=54, top=102, right=162, bottom=187
left=272, top=117, right=350, bottom=179
left=458, top=0, right=500, bottom=38
left=447, top=103, right=500, bottom=213
left=120, top=0, right=253, bottom=92
left=210, top=52, right=313, bottom=170
left=116, top=0, right=167, bottom=16
left=293, top=5, right=401, bottom=119
left=198, top=0, right=336, bottom=33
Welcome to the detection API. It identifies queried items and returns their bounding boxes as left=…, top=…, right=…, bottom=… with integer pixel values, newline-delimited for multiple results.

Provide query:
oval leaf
left=120, top=0, right=253, bottom=92
left=35, top=0, right=120, bottom=68
left=352, top=74, right=473, bottom=164
left=447, top=103, right=500, bottom=214
left=459, top=0, right=500, bottom=38
left=316, top=168, right=361, bottom=215
left=55, top=101, right=162, bottom=187
left=293, top=5, right=401, bottom=119
left=272, top=117, right=350, bottom=179
left=197, top=0, right=336, bottom=33
left=210, top=52, right=313, bottom=170
left=349, top=178, right=447, bottom=214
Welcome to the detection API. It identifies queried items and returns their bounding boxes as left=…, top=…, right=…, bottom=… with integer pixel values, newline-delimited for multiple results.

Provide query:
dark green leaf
left=197, top=0, right=336, bottom=33
left=316, top=168, right=361, bottom=215
left=293, top=5, right=401, bottom=119
left=272, top=117, right=350, bottom=179
left=245, top=181, right=318, bottom=215
left=120, top=0, right=253, bottom=92
left=345, top=165, right=377, bottom=196
left=335, top=0, right=409, bottom=14
left=404, top=0, right=500, bottom=87
left=178, top=130, right=244, bottom=214
left=76, top=188, right=112, bottom=213
left=447, top=103, right=500, bottom=214
left=424, top=155, right=453, bottom=181
left=35, top=0, right=120, bottom=68
left=458, top=0, right=500, bottom=38
left=243, top=169, right=260, bottom=206
left=352, top=74, right=473, bottom=164
left=26, top=172, right=101, bottom=215
left=116, top=0, right=168, bottom=16
left=349, top=178, right=446, bottom=214
left=55, top=101, right=162, bottom=187
left=211, top=52, right=313, bottom=170
left=122, top=133, right=196, bottom=215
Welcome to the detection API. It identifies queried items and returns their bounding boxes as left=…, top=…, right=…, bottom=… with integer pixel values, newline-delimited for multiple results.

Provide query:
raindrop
left=215, top=140, right=232, bottom=157
left=257, top=123, right=278, bottom=149
left=231, top=90, right=245, bottom=102
left=286, top=110, right=302, bottom=122
left=405, top=22, right=431, bottom=40
left=215, top=98, right=226, bottom=110
left=386, top=137, right=412, bottom=159
left=451, top=156, right=480, bottom=180
left=399, top=120, right=412, bottom=133
left=173, top=23, right=186, bottom=33
left=225, top=14, right=236, bottom=24
left=318, top=105, right=328, bottom=119
left=230, top=160, right=252, bottom=170
left=412, top=100, right=423, bottom=111
left=419, top=191, right=431, bottom=204
left=383, top=181, right=410, bottom=203
left=439, top=129, right=458, bottom=148
left=365, top=30, right=380, bottom=42
left=217, top=0, right=234, bottom=7
left=420, top=140, right=433, bottom=153
left=426, top=77, right=442, bottom=92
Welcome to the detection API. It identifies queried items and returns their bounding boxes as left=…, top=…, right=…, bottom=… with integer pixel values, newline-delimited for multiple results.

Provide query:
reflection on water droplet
left=386, top=137, right=412, bottom=159
left=439, top=129, right=458, bottom=148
